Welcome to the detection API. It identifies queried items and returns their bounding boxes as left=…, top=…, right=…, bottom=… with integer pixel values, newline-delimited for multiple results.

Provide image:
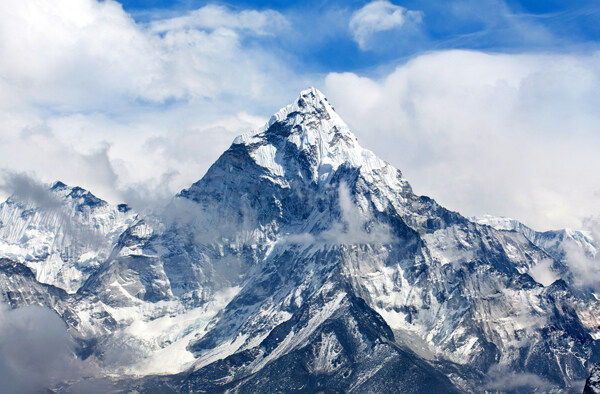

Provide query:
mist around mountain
left=585, top=363, right=600, bottom=394
left=0, top=88, right=599, bottom=393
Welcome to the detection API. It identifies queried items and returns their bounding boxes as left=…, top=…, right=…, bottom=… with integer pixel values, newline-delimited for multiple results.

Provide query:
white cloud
left=562, top=234, right=600, bottom=291
left=349, top=1, right=423, bottom=50
left=0, top=0, right=305, bottom=205
left=529, top=259, right=559, bottom=287
left=485, top=366, right=553, bottom=391
left=584, top=216, right=600, bottom=245
left=0, top=305, right=90, bottom=392
left=325, top=50, right=600, bottom=230
left=0, top=0, right=293, bottom=108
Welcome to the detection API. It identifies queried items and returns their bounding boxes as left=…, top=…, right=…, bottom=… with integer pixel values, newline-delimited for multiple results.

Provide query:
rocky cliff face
left=1, top=88, right=598, bottom=393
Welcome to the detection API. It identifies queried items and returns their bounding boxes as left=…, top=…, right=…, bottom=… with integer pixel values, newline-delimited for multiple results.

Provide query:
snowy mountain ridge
left=0, top=181, right=135, bottom=293
left=471, top=214, right=597, bottom=259
left=471, top=214, right=599, bottom=291
left=1, top=88, right=599, bottom=393
left=233, top=87, right=386, bottom=182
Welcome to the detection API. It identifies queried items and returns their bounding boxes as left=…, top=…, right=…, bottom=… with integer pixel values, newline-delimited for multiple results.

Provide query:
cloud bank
left=0, top=0, right=598, bottom=234
left=0, top=304, right=87, bottom=392
left=325, top=50, right=600, bottom=230
left=0, top=0, right=294, bottom=108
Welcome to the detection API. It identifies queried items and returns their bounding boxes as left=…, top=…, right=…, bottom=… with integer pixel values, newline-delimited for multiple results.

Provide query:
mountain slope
left=110, top=88, right=600, bottom=390
left=176, top=88, right=598, bottom=389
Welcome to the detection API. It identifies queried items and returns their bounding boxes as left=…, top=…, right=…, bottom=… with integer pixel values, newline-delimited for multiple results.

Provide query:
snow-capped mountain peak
left=234, top=87, right=346, bottom=144
left=233, top=87, right=386, bottom=183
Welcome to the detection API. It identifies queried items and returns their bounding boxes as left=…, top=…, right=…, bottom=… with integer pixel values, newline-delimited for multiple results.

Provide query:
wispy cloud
left=529, top=259, right=559, bottom=287
left=485, top=366, right=554, bottom=391
left=287, top=182, right=393, bottom=245
left=148, top=4, right=289, bottom=35
left=564, top=218, right=600, bottom=290
left=0, top=171, right=62, bottom=210
left=584, top=216, right=600, bottom=244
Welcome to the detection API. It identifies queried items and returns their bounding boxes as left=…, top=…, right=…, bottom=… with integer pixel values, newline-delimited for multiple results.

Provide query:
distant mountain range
left=1, top=88, right=598, bottom=393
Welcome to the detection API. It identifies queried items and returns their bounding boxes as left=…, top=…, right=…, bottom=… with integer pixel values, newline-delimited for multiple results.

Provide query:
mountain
left=470, top=215, right=597, bottom=263
left=471, top=215, right=599, bottom=288
left=0, top=257, right=68, bottom=311
left=0, top=182, right=135, bottom=293
left=1, top=88, right=599, bottom=393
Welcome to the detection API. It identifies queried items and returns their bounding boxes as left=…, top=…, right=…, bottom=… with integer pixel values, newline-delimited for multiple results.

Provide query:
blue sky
left=119, top=0, right=600, bottom=73
left=0, top=0, right=599, bottom=230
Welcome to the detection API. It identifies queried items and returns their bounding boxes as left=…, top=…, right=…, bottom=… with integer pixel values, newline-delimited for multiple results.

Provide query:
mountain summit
left=182, top=87, right=404, bottom=201
left=232, top=87, right=384, bottom=181
left=1, top=89, right=599, bottom=392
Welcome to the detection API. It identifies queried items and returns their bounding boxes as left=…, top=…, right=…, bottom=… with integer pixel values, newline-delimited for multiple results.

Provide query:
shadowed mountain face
left=1, top=88, right=599, bottom=393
